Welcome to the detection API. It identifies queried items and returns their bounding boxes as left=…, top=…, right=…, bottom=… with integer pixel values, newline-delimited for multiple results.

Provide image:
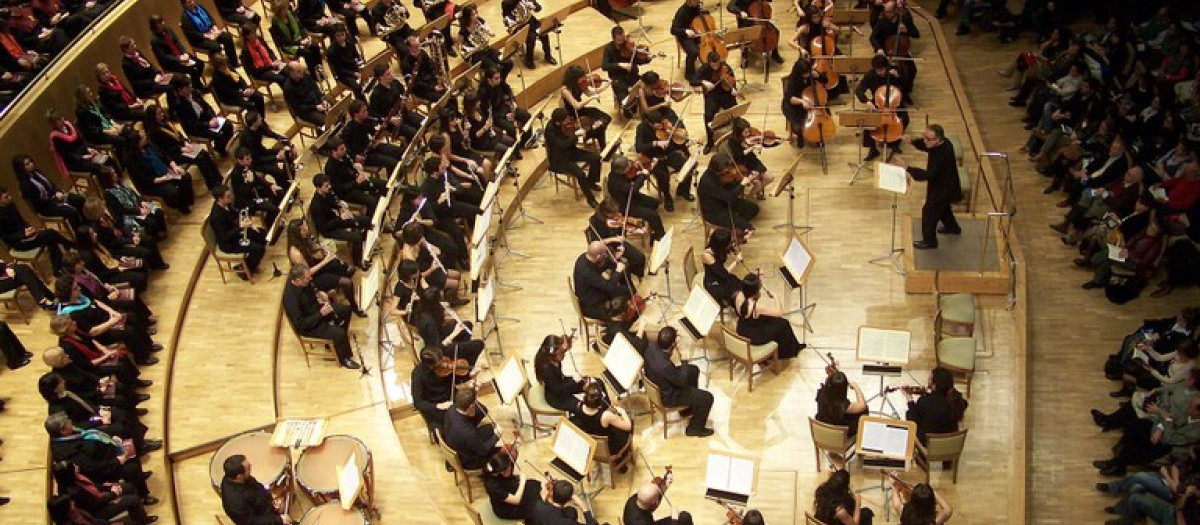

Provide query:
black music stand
left=837, top=111, right=883, bottom=186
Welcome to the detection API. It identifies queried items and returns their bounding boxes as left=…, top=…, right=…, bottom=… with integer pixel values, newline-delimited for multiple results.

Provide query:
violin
left=653, top=78, right=690, bottom=102
left=560, top=115, right=581, bottom=136
left=720, top=501, right=744, bottom=525
left=883, top=469, right=913, bottom=500
left=719, top=163, right=753, bottom=184
left=656, top=119, right=691, bottom=146
left=824, top=351, right=839, bottom=376
left=651, top=465, right=674, bottom=492
left=435, top=355, right=472, bottom=377
left=619, top=39, right=654, bottom=61
left=621, top=154, right=655, bottom=180
left=619, top=292, right=657, bottom=323
left=606, top=213, right=647, bottom=233
left=745, top=126, right=784, bottom=149
left=710, top=63, right=739, bottom=94
left=577, top=72, right=606, bottom=92
left=552, top=328, right=577, bottom=361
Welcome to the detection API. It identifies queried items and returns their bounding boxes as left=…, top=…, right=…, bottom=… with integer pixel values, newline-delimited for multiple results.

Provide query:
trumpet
left=238, top=208, right=252, bottom=247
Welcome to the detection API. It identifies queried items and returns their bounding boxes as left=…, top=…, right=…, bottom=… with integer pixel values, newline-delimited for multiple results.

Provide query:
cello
left=746, top=0, right=780, bottom=58
left=869, top=82, right=905, bottom=144
left=800, top=71, right=836, bottom=144
left=691, top=8, right=728, bottom=63
left=809, top=28, right=840, bottom=91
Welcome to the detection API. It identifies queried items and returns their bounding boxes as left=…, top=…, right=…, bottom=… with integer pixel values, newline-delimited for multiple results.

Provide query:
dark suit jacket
left=571, top=253, right=625, bottom=317
left=18, top=169, right=60, bottom=214
left=283, top=75, right=323, bottom=116
left=282, top=281, right=326, bottom=333
left=121, top=54, right=162, bottom=98
left=545, top=123, right=581, bottom=173
left=326, top=40, right=362, bottom=80
left=209, top=202, right=243, bottom=251
left=643, top=343, right=690, bottom=405
left=442, top=408, right=499, bottom=470
left=49, top=434, right=123, bottom=484
left=341, top=119, right=375, bottom=158
left=528, top=500, right=599, bottom=525
left=324, top=155, right=360, bottom=195
left=150, top=29, right=190, bottom=71
left=0, top=204, right=31, bottom=244
left=171, top=95, right=218, bottom=137
left=309, top=191, right=354, bottom=235
left=220, top=476, right=284, bottom=525
left=906, top=138, right=962, bottom=206
left=211, top=68, right=250, bottom=107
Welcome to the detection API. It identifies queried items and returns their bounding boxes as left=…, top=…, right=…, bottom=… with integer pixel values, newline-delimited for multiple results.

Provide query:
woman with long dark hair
left=892, top=482, right=952, bottom=525
left=482, top=453, right=541, bottom=520
left=813, top=469, right=873, bottom=525
left=815, top=370, right=868, bottom=437
left=81, top=198, right=166, bottom=270
left=568, top=382, right=631, bottom=457
left=142, top=105, right=222, bottom=192
left=534, top=334, right=587, bottom=412
left=904, top=367, right=969, bottom=444
left=14, top=154, right=86, bottom=228
left=73, top=225, right=149, bottom=292
left=702, top=227, right=742, bottom=307
left=560, top=64, right=612, bottom=148
left=733, top=272, right=804, bottom=359
left=412, top=285, right=484, bottom=366
left=285, top=218, right=365, bottom=316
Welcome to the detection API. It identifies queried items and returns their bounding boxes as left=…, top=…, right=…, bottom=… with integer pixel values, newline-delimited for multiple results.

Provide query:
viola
left=719, top=163, right=752, bottom=184
left=551, top=328, right=577, bottom=361
left=621, top=292, right=656, bottom=323
left=577, top=72, right=606, bottom=91
left=720, top=501, right=744, bottom=525
left=607, top=214, right=647, bottom=232
left=435, top=355, right=471, bottom=378
left=691, top=9, right=728, bottom=63
left=824, top=352, right=839, bottom=376
left=711, top=63, right=739, bottom=94
left=619, top=40, right=652, bottom=61
left=656, top=119, right=690, bottom=146
left=621, top=154, right=655, bottom=180
left=745, top=126, right=784, bottom=148
left=652, top=78, right=690, bottom=102
left=561, top=115, right=581, bottom=136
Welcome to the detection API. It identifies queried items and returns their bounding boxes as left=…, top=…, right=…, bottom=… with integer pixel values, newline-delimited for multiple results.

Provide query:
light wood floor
left=0, top=0, right=1142, bottom=523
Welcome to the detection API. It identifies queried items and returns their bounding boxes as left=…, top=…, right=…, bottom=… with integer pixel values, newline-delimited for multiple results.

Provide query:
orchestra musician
left=238, top=111, right=296, bottom=185
left=815, top=368, right=868, bottom=438
left=634, top=71, right=683, bottom=126
left=411, top=345, right=458, bottom=430
left=459, top=5, right=513, bottom=79
left=697, top=153, right=759, bottom=230
left=423, top=141, right=485, bottom=224
left=439, top=109, right=497, bottom=183
left=282, top=61, right=327, bottom=128
left=889, top=481, right=953, bottom=525
left=781, top=57, right=823, bottom=149
left=229, top=147, right=283, bottom=228
left=573, top=240, right=632, bottom=320
left=209, top=185, right=267, bottom=276
left=855, top=55, right=908, bottom=162
left=534, top=333, right=589, bottom=411
left=371, top=0, right=413, bottom=52
left=606, top=156, right=666, bottom=241
left=602, top=26, right=652, bottom=116
left=891, top=125, right=962, bottom=250
left=733, top=272, right=805, bottom=359
left=401, top=35, right=448, bottom=102
left=406, top=177, right=470, bottom=275
left=789, top=7, right=847, bottom=98
left=463, top=90, right=517, bottom=159
left=560, top=65, right=612, bottom=149
left=623, top=471, right=692, bottom=524
left=728, top=0, right=785, bottom=65
left=282, top=264, right=361, bottom=369
left=902, top=367, right=968, bottom=444
left=869, top=1, right=917, bottom=97
left=530, top=479, right=599, bottom=525
left=724, top=117, right=777, bottom=200
left=327, top=23, right=367, bottom=100
left=342, top=100, right=406, bottom=173
left=391, top=259, right=422, bottom=321
left=220, top=455, right=293, bottom=525
left=484, top=454, right=542, bottom=521
left=545, top=107, right=601, bottom=208
left=478, top=64, right=531, bottom=149
left=695, top=51, right=740, bottom=154
left=308, top=173, right=372, bottom=269
left=412, top=285, right=484, bottom=363
left=813, top=469, right=873, bottom=525
left=501, top=0, right=556, bottom=69
left=635, top=109, right=693, bottom=212
left=643, top=327, right=715, bottom=437
left=324, top=136, right=386, bottom=211
left=568, top=382, right=632, bottom=457
left=285, top=218, right=366, bottom=317
left=701, top=228, right=742, bottom=306
left=443, top=388, right=502, bottom=470
left=743, top=510, right=766, bottom=525
left=670, top=0, right=705, bottom=81
left=368, top=63, right=425, bottom=144
left=587, top=199, right=648, bottom=277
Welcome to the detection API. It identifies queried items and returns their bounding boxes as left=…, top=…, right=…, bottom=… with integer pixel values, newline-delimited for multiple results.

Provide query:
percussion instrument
left=298, top=502, right=369, bottom=525
left=296, top=435, right=373, bottom=506
left=208, top=431, right=291, bottom=496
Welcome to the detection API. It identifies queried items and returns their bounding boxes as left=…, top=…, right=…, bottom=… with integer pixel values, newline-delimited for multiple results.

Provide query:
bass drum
left=299, top=502, right=369, bottom=525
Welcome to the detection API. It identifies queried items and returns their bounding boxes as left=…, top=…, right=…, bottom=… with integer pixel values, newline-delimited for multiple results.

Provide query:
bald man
left=282, top=61, right=326, bottom=126
left=622, top=476, right=693, bottom=525
left=572, top=241, right=632, bottom=320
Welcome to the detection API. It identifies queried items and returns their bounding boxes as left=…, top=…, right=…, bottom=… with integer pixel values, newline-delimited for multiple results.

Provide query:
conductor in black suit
left=643, top=327, right=714, bottom=437
left=282, top=264, right=360, bottom=369
left=443, top=388, right=500, bottom=470
left=893, top=124, right=961, bottom=250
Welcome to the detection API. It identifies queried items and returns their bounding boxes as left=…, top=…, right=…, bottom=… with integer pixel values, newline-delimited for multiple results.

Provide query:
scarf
left=157, top=29, right=181, bottom=56
left=73, top=471, right=105, bottom=500
left=185, top=5, right=214, bottom=33
left=64, top=391, right=97, bottom=415
left=56, top=295, right=91, bottom=316
left=84, top=104, right=114, bottom=131
left=98, top=76, right=137, bottom=106
left=78, top=427, right=123, bottom=450
left=273, top=10, right=303, bottom=50
left=246, top=38, right=272, bottom=69
left=0, top=31, right=22, bottom=58
left=62, top=332, right=101, bottom=360
left=126, top=50, right=150, bottom=69
left=107, top=185, right=141, bottom=218
left=141, top=146, right=169, bottom=176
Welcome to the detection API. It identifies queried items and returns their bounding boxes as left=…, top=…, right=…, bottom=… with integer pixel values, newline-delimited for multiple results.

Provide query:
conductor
left=892, top=124, right=961, bottom=250
left=642, top=327, right=714, bottom=437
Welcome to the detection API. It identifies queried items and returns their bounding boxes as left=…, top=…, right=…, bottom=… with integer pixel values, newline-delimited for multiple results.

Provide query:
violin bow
left=585, top=220, right=637, bottom=295
left=557, top=319, right=585, bottom=377
left=637, top=451, right=675, bottom=509
left=619, top=166, right=638, bottom=240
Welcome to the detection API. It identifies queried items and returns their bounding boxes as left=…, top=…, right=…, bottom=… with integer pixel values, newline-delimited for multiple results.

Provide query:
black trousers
left=219, top=227, right=267, bottom=271
left=37, top=193, right=87, bottom=228
left=626, top=197, right=665, bottom=240
left=149, top=176, right=195, bottom=212
left=651, top=149, right=690, bottom=202
left=919, top=199, right=960, bottom=245
left=553, top=150, right=601, bottom=201
left=322, top=219, right=369, bottom=266
left=0, top=263, right=52, bottom=302
left=492, top=107, right=531, bottom=146
left=0, top=321, right=29, bottom=369
left=364, top=143, right=407, bottom=172
left=191, top=32, right=240, bottom=67
left=679, top=38, right=700, bottom=81
left=665, top=363, right=713, bottom=432
left=9, top=228, right=72, bottom=271
left=520, top=18, right=553, bottom=61
left=299, top=303, right=354, bottom=361
left=705, top=200, right=759, bottom=229
left=391, top=111, right=426, bottom=142
left=1112, top=418, right=1173, bottom=467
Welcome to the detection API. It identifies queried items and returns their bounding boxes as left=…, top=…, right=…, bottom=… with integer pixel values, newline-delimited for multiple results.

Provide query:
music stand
left=476, top=273, right=513, bottom=357
left=601, top=332, right=644, bottom=399
left=830, top=56, right=875, bottom=78
left=721, top=26, right=764, bottom=92
left=777, top=235, right=816, bottom=336
left=704, top=451, right=759, bottom=506
left=550, top=419, right=599, bottom=502
left=678, top=284, right=724, bottom=379
left=856, top=327, right=911, bottom=418
left=492, top=355, right=529, bottom=426
left=709, top=101, right=752, bottom=141
left=854, top=416, right=916, bottom=519
left=649, top=227, right=680, bottom=320
left=771, top=156, right=812, bottom=235
left=838, top=111, right=884, bottom=186
left=869, top=162, right=910, bottom=275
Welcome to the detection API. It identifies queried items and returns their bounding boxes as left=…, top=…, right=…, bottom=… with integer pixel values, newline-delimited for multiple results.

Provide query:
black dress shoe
left=676, top=189, right=695, bottom=202
left=341, top=358, right=361, bottom=370
left=136, top=393, right=151, bottom=403
left=544, top=54, right=558, bottom=66
left=937, top=226, right=962, bottom=235
left=151, top=343, right=164, bottom=352
left=0, top=496, right=8, bottom=506
left=1082, top=281, right=1102, bottom=289
left=141, top=440, right=163, bottom=453
left=1096, top=482, right=1110, bottom=493
left=664, top=199, right=675, bottom=212
left=864, top=148, right=881, bottom=162
left=685, top=427, right=715, bottom=437
left=143, top=496, right=160, bottom=506
left=137, top=408, right=149, bottom=416
left=1073, top=258, right=1090, bottom=268
left=1100, top=463, right=1126, bottom=477
left=147, top=516, right=160, bottom=523
left=956, top=24, right=970, bottom=35
left=1093, top=459, right=1113, bottom=470
left=137, top=379, right=153, bottom=388
left=913, top=241, right=937, bottom=250
left=138, top=357, right=160, bottom=366
left=353, top=309, right=369, bottom=318
left=1091, top=409, right=1107, bottom=427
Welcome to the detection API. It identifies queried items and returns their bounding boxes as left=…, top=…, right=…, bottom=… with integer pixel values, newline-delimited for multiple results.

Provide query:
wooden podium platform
left=902, top=213, right=1012, bottom=295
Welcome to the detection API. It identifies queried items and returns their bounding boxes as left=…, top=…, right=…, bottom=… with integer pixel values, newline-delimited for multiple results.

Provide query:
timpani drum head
left=299, top=502, right=368, bottom=525
left=295, top=435, right=370, bottom=499
left=208, top=431, right=291, bottom=494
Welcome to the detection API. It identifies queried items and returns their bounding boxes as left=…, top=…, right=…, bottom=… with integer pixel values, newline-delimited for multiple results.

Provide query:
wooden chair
left=201, top=217, right=253, bottom=284
left=216, top=101, right=245, bottom=125
left=805, top=512, right=831, bottom=525
left=519, top=380, right=564, bottom=437
left=549, top=162, right=583, bottom=201
left=914, top=428, right=969, bottom=484
left=643, top=378, right=688, bottom=439
left=566, top=276, right=606, bottom=352
left=284, top=312, right=337, bottom=368
left=589, top=434, right=633, bottom=488
left=248, top=76, right=278, bottom=111
left=683, top=246, right=698, bottom=289
left=808, top=417, right=855, bottom=472
left=67, top=171, right=99, bottom=198
left=692, top=187, right=726, bottom=242
left=0, top=241, right=49, bottom=282
left=464, top=495, right=524, bottom=524
left=720, top=326, right=780, bottom=392
left=934, top=285, right=977, bottom=337
left=435, top=428, right=484, bottom=501
left=935, top=331, right=977, bottom=397
left=37, top=214, right=74, bottom=239
left=0, top=285, right=31, bottom=324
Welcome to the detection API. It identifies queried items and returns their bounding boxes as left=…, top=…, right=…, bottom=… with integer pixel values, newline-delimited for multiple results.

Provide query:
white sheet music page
left=860, top=420, right=887, bottom=454
left=857, top=327, right=911, bottom=365
left=476, top=278, right=495, bottom=323
left=781, top=237, right=813, bottom=284
left=553, top=421, right=593, bottom=474
left=603, top=333, right=644, bottom=391
left=649, top=227, right=674, bottom=274
left=337, top=452, right=361, bottom=510
left=876, top=162, right=910, bottom=194
left=883, top=425, right=910, bottom=457
left=682, top=285, right=720, bottom=335
left=472, top=200, right=493, bottom=248
left=705, top=454, right=731, bottom=491
left=493, top=356, right=526, bottom=405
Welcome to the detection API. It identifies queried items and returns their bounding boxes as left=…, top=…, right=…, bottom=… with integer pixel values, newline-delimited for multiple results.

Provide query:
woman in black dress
left=560, top=65, right=612, bottom=148
left=568, top=382, right=632, bottom=458
left=534, top=333, right=587, bottom=412
left=813, top=469, right=873, bottom=525
left=702, top=227, right=742, bottom=307
left=815, top=370, right=868, bottom=437
left=463, top=90, right=516, bottom=159
left=891, top=482, right=953, bottom=525
left=482, top=454, right=541, bottom=521
left=733, top=273, right=804, bottom=359
left=411, top=285, right=484, bottom=365
left=210, top=52, right=266, bottom=116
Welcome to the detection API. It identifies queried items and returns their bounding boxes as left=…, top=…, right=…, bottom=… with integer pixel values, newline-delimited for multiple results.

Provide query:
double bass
left=691, top=8, right=728, bottom=63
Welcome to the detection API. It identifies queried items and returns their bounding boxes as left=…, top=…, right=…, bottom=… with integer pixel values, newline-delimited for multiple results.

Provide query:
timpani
left=208, top=431, right=292, bottom=496
left=295, top=434, right=374, bottom=506
left=298, top=501, right=369, bottom=525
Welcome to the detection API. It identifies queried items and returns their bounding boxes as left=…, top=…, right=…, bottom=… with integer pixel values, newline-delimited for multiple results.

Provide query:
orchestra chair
left=589, top=434, right=633, bottom=489
left=216, top=100, right=246, bottom=126
left=808, top=417, right=856, bottom=472
left=0, top=241, right=50, bottom=282
left=682, top=246, right=698, bottom=289
left=0, top=282, right=32, bottom=324
left=914, top=428, right=969, bottom=484
left=934, top=329, right=977, bottom=397
left=948, top=136, right=972, bottom=209
left=519, top=380, right=564, bottom=438
left=67, top=171, right=100, bottom=199
left=284, top=312, right=338, bottom=368
left=249, top=76, right=279, bottom=111
left=805, top=512, right=831, bottom=525
left=719, top=326, right=780, bottom=392
left=465, top=494, right=524, bottom=525
left=643, top=378, right=688, bottom=439
left=434, top=428, right=485, bottom=501
left=934, top=281, right=977, bottom=337
left=691, top=186, right=726, bottom=243
left=201, top=217, right=254, bottom=284
left=566, top=276, right=606, bottom=353
left=37, top=214, right=74, bottom=239
left=548, top=161, right=584, bottom=201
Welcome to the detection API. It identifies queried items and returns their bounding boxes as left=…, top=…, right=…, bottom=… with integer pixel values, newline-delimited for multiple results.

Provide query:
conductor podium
left=901, top=213, right=1012, bottom=295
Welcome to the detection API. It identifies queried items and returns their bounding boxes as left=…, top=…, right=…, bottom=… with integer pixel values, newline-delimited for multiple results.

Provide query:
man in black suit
left=0, top=187, right=72, bottom=271
left=443, top=388, right=500, bottom=470
left=893, top=124, right=961, bottom=250
left=368, top=64, right=424, bottom=144
left=697, top=153, right=758, bottom=230
left=642, top=327, right=714, bottom=437
left=572, top=241, right=630, bottom=320
left=148, top=15, right=206, bottom=91
left=341, top=101, right=406, bottom=176
left=209, top=185, right=266, bottom=274
left=545, top=108, right=600, bottom=208
left=623, top=475, right=694, bottom=525
left=324, top=136, right=385, bottom=210
left=411, top=345, right=455, bottom=429
left=45, top=413, right=156, bottom=503
left=635, top=110, right=692, bottom=212
left=283, top=264, right=360, bottom=369
left=119, top=37, right=170, bottom=99
left=528, top=480, right=599, bottom=525
left=170, top=76, right=235, bottom=154
left=220, top=455, right=289, bottom=525
left=309, top=174, right=371, bottom=268
left=283, top=61, right=326, bottom=127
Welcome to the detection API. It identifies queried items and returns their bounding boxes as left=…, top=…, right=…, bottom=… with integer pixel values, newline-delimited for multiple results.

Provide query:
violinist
left=588, top=199, right=648, bottom=277
left=815, top=368, right=868, bottom=438
left=282, top=264, right=360, bottom=369
left=569, top=382, right=632, bottom=458
left=412, top=345, right=455, bottom=434
left=285, top=218, right=365, bottom=318
left=903, top=367, right=968, bottom=444
left=643, top=327, right=715, bottom=437
left=501, top=0, right=556, bottom=69
left=573, top=240, right=632, bottom=320
left=869, top=1, right=917, bottom=96
left=545, top=107, right=602, bottom=208
left=534, top=333, right=589, bottom=411
left=478, top=64, right=531, bottom=149
left=702, top=228, right=742, bottom=306
left=484, top=454, right=542, bottom=521
left=734, top=272, right=805, bottom=358
left=560, top=65, right=612, bottom=149
left=695, top=51, right=740, bottom=154
left=889, top=482, right=953, bottom=525
left=635, top=71, right=682, bottom=124
left=602, top=26, right=653, bottom=114
left=698, top=153, right=759, bottom=230
left=635, top=109, right=694, bottom=211
left=670, top=0, right=705, bottom=80
left=530, top=479, right=600, bottom=525
left=728, top=0, right=784, bottom=65
left=606, top=156, right=666, bottom=241
left=413, top=285, right=485, bottom=365
left=342, top=100, right=406, bottom=174
left=444, top=388, right=503, bottom=470
left=855, top=54, right=909, bottom=162
left=401, top=35, right=447, bottom=102
left=623, top=470, right=693, bottom=524
left=459, top=5, right=513, bottom=79
left=724, top=117, right=778, bottom=200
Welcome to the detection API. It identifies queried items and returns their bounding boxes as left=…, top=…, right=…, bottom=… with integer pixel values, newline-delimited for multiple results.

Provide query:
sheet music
left=856, top=327, right=911, bottom=365
left=682, top=285, right=720, bottom=336
left=1107, top=244, right=1126, bottom=262
left=470, top=242, right=487, bottom=282
left=649, top=227, right=674, bottom=274
left=476, top=277, right=495, bottom=323
left=705, top=454, right=756, bottom=495
left=602, top=333, right=644, bottom=391
left=781, top=237, right=813, bottom=285
left=472, top=200, right=494, bottom=248
left=337, top=452, right=362, bottom=510
left=270, top=418, right=327, bottom=448
left=552, top=421, right=593, bottom=474
left=859, top=420, right=911, bottom=458
left=493, top=356, right=526, bottom=405
left=876, top=163, right=909, bottom=195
